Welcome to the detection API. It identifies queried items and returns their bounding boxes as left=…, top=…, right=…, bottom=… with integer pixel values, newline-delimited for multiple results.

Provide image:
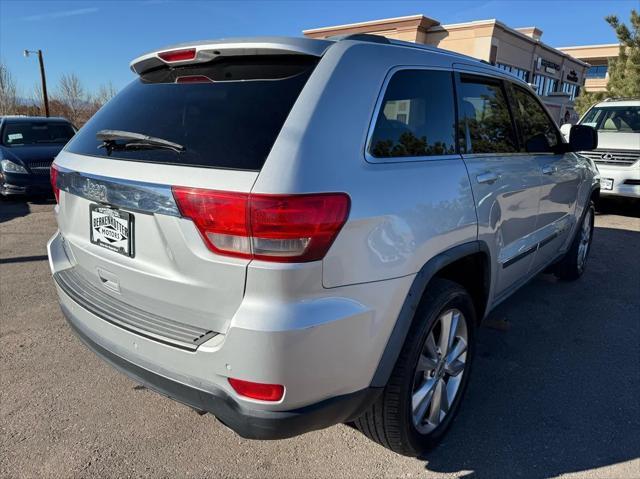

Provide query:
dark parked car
left=0, top=116, right=76, bottom=197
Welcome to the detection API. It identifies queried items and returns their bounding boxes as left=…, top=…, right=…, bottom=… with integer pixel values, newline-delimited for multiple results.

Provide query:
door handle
left=542, top=165, right=557, bottom=175
left=476, top=172, right=500, bottom=184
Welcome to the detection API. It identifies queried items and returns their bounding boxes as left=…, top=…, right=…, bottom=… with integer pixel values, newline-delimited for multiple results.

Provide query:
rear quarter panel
left=254, top=42, right=477, bottom=288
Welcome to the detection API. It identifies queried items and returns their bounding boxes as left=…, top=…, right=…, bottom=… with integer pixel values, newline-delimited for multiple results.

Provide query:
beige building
left=556, top=44, right=620, bottom=92
left=304, top=15, right=589, bottom=102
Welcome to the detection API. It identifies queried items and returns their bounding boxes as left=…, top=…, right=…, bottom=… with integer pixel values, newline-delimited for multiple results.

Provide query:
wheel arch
left=370, top=241, right=490, bottom=388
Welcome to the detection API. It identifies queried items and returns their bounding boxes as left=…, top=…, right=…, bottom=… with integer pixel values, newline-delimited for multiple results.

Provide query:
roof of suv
left=594, top=99, right=640, bottom=108
left=130, top=35, right=520, bottom=83
left=0, top=116, right=71, bottom=123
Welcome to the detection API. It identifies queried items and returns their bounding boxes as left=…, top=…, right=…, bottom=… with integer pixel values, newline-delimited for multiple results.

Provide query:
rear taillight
left=50, top=164, right=60, bottom=203
left=157, top=48, right=196, bottom=63
left=172, top=187, right=350, bottom=263
left=228, top=378, right=284, bottom=402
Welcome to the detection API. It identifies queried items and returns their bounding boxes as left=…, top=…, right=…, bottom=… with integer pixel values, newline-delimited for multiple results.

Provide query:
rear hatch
left=53, top=47, right=321, bottom=341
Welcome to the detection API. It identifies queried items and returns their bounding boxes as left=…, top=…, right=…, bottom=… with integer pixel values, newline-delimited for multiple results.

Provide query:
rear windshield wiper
left=96, top=129, right=185, bottom=154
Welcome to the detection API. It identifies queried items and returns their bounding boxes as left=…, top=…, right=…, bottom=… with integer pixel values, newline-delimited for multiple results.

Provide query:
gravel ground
left=1, top=197, right=639, bottom=479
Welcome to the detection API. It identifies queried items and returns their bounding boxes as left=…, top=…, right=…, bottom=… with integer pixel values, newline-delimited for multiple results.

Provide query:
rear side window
left=66, top=56, right=317, bottom=170
left=368, top=70, right=456, bottom=159
left=511, top=85, right=560, bottom=152
left=2, top=121, right=75, bottom=147
left=457, top=75, right=518, bottom=154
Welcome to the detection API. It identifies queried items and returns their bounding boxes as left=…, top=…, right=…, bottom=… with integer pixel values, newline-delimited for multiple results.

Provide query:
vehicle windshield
left=66, top=55, right=318, bottom=171
left=580, top=106, right=640, bottom=133
left=1, top=121, right=75, bottom=147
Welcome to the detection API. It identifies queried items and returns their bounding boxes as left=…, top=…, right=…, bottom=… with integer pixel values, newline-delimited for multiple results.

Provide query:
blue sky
left=0, top=0, right=635, bottom=97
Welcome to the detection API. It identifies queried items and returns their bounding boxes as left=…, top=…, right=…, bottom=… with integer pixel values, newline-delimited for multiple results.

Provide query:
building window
left=562, top=82, right=579, bottom=101
left=586, top=65, right=608, bottom=78
left=496, top=63, right=530, bottom=82
left=533, top=74, right=558, bottom=96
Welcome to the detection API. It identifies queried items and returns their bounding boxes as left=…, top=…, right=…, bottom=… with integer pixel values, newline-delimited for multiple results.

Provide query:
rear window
left=2, top=121, right=75, bottom=147
left=66, top=56, right=318, bottom=170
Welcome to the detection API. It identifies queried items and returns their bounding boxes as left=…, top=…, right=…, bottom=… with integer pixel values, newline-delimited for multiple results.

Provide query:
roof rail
left=328, top=33, right=391, bottom=45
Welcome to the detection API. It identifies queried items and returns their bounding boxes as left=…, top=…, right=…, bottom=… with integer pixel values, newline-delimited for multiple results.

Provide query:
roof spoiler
left=130, top=37, right=333, bottom=75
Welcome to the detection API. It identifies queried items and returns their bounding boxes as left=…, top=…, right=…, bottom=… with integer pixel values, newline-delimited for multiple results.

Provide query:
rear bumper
left=48, top=230, right=411, bottom=438
left=62, top=303, right=379, bottom=439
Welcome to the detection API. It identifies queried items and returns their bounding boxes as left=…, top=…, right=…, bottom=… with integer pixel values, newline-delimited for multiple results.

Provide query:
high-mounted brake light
left=228, top=378, right=284, bottom=402
left=50, top=164, right=60, bottom=203
left=157, top=48, right=196, bottom=63
left=172, top=188, right=350, bottom=263
left=175, top=75, right=213, bottom=84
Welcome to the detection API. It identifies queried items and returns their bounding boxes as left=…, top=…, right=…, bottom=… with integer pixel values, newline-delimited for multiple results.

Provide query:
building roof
left=303, top=14, right=440, bottom=36
left=430, top=18, right=591, bottom=68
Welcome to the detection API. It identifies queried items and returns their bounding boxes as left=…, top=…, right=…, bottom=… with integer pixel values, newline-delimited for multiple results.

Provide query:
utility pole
left=24, top=49, right=50, bottom=117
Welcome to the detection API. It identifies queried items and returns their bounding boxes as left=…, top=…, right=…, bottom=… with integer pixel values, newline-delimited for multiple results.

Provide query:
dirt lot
left=1, top=197, right=639, bottom=479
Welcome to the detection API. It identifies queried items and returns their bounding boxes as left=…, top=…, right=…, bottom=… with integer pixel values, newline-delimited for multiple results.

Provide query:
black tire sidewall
left=399, top=282, right=477, bottom=453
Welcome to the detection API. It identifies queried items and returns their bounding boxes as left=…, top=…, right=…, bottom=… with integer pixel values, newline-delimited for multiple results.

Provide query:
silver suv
left=47, top=36, right=599, bottom=456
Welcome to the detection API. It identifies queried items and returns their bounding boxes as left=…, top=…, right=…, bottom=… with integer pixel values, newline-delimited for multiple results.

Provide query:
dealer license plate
left=89, top=204, right=134, bottom=257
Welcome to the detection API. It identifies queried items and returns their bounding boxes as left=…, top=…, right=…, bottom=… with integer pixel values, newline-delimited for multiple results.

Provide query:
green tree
left=605, top=9, right=640, bottom=98
left=575, top=9, right=640, bottom=115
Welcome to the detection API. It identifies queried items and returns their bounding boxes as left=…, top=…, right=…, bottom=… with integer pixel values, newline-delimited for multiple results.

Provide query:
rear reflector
left=228, top=378, right=284, bottom=402
left=158, top=48, right=196, bottom=63
left=50, top=164, right=60, bottom=203
left=172, top=188, right=350, bottom=262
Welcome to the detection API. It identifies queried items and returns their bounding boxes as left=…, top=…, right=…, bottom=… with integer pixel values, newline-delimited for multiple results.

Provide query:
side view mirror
left=559, top=123, right=572, bottom=140
left=568, top=124, right=597, bottom=152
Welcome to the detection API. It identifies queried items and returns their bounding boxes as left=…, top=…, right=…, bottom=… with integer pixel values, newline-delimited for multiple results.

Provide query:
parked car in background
left=0, top=116, right=76, bottom=197
left=561, top=98, right=640, bottom=199
left=48, top=35, right=598, bottom=456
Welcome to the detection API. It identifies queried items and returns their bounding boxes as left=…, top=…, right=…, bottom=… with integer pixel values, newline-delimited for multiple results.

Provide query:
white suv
left=48, top=35, right=599, bottom=456
left=563, top=98, right=639, bottom=199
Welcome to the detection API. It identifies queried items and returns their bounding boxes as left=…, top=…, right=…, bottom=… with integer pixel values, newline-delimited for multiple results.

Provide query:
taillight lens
left=157, top=48, right=196, bottom=62
left=50, top=164, right=60, bottom=203
left=228, top=378, right=284, bottom=402
left=172, top=187, right=350, bottom=263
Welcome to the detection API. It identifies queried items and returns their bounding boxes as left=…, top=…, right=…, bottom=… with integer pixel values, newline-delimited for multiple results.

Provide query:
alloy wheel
left=577, top=209, right=593, bottom=272
left=411, top=308, right=468, bottom=434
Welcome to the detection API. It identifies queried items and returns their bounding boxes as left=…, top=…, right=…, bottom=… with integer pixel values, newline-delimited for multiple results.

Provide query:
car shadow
left=0, top=196, right=54, bottom=224
left=419, top=225, right=640, bottom=478
left=597, top=196, right=639, bottom=218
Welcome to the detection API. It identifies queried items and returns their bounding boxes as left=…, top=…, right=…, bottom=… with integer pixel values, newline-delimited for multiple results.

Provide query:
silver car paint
left=48, top=37, right=598, bottom=412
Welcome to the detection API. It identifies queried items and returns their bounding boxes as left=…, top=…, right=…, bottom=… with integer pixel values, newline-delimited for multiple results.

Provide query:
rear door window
left=65, top=56, right=318, bottom=170
left=368, top=69, right=457, bottom=159
left=457, top=75, right=518, bottom=154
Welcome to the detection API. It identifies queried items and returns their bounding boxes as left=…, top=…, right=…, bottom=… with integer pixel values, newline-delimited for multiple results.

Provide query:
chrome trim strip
left=501, top=231, right=560, bottom=268
left=55, top=166, right=180, bottom=216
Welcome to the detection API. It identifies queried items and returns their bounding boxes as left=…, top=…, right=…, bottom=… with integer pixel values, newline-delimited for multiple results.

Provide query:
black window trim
left=454, top=72, right=522, bottom=156
left=364, top=65, right=461, bottom=164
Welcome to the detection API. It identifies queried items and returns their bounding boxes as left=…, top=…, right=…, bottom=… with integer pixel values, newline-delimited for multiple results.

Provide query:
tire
left=354, top=279, right=476, bottom=456
left=554, top=201, right=595, bottom=281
